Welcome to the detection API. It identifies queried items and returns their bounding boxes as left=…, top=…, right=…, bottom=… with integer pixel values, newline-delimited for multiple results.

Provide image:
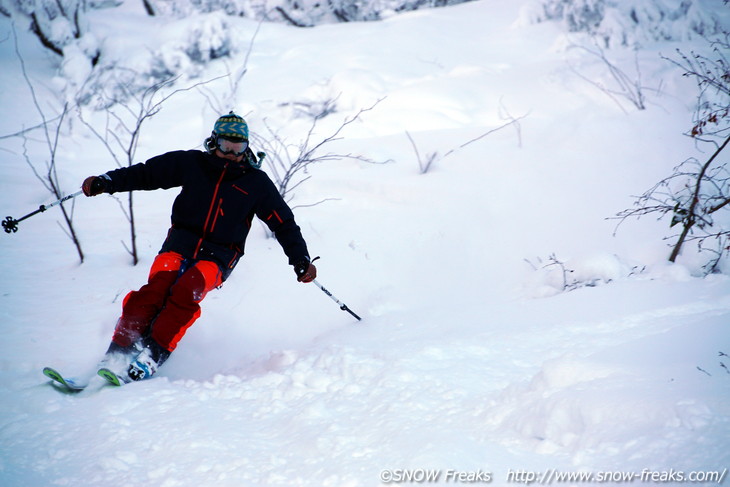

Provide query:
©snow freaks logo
left=379, top=468, right=492, bottom=483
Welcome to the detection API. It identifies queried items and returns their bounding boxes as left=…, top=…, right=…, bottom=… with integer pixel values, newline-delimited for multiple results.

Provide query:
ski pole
left=3, top=190, right=84, bottom=234
left=313, top=279, right=362, bottom=321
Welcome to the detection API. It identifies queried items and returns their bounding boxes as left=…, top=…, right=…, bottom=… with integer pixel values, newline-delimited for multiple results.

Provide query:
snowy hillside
left=1, top=0, right=729, bottom=485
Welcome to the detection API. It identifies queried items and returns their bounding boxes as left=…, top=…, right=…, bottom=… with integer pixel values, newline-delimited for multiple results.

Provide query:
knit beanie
left=213, top=112, right=248, bottom=141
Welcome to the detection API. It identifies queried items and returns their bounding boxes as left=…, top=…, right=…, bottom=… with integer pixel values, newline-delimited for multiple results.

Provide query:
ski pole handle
left=3, top=190, right=84, bottom=234
left=313, top=279, right=362, bottom=321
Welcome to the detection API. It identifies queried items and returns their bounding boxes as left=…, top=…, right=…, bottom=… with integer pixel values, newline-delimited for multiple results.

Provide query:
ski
left=97, top=367, right=128, bottom=386
left=43, top=367, right=89, bottom=392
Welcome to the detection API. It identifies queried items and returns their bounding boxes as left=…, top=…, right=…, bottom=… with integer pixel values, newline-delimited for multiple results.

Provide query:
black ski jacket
left=104, top=149, right=310, bottom=279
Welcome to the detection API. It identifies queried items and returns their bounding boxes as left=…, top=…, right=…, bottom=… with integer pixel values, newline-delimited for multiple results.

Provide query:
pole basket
left=2, top=216, right=18, bottom=234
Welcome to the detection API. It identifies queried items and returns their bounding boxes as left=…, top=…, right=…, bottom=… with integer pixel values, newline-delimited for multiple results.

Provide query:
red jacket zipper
left=210, top=198, right=224, bottom=233
left=195, top=163, right=228, bottom=258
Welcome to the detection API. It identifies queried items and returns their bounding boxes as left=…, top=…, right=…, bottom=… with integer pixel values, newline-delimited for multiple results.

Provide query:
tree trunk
left=129, top=192, right=139, bottom=265
left=669, top=134, right=730, bottom=262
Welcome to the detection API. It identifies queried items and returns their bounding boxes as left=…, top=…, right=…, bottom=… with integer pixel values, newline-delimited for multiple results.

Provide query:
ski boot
left=98, top=341, right=142, bottom=374
left=127, top=337, right=171, bottom=381
left=97, top=340, right=143, bottom=386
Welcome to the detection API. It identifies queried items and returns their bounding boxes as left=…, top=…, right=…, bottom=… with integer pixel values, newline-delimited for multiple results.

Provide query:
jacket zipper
left=210, top=198, right=224, bottom=233
left=195, top=162, right=228, bottom=258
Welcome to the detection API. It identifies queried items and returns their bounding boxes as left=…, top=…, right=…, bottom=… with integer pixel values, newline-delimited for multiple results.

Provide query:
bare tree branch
left=407, top=108, right=529, bottom=174
left=255, top=97, right=390, bottom=205
left=13, top=24, right=84, bottom=262
left=196, top=21, right=262, bottom=114
left=568, top=40, right=649, bottom=113
left=668, top=134, right=730, bottom=262
left=78, top=75, right=222, bottom=264
left=663, top=33, right=730, bottom=140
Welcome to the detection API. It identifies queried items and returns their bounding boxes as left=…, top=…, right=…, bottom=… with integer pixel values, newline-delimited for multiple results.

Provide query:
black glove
left=294, top=259, right=317, bottom=283
left=82, top=175, right=110, bottom=196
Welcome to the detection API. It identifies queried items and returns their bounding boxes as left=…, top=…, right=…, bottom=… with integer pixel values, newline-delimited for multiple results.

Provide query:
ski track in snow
left=2, top=283, right=729, bottom=485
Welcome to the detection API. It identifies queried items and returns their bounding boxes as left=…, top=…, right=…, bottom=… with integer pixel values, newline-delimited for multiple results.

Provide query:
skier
left=81, top=112, right=317, bottom=383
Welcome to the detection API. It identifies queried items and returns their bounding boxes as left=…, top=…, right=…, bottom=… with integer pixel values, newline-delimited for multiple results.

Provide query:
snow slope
left=0, top=0, right=729, bottom=485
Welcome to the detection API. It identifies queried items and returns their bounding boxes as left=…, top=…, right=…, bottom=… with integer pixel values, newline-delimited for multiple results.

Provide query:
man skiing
left=81, top=112, right=317, bottom=384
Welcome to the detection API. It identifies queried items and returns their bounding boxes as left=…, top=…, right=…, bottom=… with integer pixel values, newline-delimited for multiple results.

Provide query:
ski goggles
left=216, top=136, right=248, bottom=156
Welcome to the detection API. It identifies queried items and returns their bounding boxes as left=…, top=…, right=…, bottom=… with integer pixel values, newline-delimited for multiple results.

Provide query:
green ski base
left=97, top=368, right=126, bottom=386
left=43, top=367, right=87, bottom=391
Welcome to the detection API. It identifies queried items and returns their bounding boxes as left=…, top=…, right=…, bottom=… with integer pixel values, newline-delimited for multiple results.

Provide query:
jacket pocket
left=232, top=184, right=249, bottom=195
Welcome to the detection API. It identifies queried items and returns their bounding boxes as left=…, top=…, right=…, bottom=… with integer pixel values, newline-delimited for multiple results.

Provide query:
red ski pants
left=112, top=251, right=223, bottom=352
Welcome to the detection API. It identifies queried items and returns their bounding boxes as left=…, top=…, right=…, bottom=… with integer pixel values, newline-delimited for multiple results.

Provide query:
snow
left=1, top=0, right=729, bottom=486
